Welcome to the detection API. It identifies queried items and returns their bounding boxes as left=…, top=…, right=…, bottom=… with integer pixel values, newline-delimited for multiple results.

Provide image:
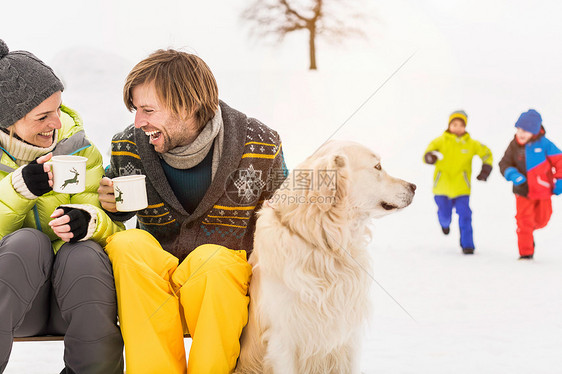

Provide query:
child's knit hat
left=0, top=39, right=64, bottom=128
left=515, top=109, right=542, bottom=135
left=448, top=110, right=467, bottom=126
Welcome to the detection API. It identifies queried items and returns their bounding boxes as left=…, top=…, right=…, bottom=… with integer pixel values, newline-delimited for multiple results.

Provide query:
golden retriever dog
left=235, top=140, right=416, bottom=374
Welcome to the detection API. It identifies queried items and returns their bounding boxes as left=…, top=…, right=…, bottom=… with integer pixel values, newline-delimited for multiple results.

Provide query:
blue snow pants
left=434, top=195, right=475, bottom=249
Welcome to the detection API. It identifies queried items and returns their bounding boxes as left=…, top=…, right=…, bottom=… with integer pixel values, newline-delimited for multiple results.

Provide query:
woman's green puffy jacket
left=0, top=105, right=124, bottom=252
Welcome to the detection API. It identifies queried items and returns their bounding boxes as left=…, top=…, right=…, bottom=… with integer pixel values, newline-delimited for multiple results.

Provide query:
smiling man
left=98, top=49, right=286, bottom=374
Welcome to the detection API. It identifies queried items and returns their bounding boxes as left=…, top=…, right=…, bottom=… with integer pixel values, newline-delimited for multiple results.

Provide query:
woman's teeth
left=39, top=131, right=53, bottom=136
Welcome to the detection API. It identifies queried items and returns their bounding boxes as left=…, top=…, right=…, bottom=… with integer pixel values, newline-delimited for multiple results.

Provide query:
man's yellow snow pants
left=105, top=229, right=252, bottom=374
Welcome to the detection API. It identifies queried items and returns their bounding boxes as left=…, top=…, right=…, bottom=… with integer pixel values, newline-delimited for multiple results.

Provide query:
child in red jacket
left=499, top=109, right=562, bottom=259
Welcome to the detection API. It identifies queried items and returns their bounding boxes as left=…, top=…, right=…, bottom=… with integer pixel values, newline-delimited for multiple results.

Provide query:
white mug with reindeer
left=112, top=175, right=148, bottom=212
left=48, top=155, right=88, bottom=194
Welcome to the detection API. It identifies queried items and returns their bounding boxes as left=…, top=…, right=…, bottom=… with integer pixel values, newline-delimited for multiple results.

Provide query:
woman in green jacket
left=423, top=110, right=493, bottom=254
left=0, top=40, right=124, bottom=373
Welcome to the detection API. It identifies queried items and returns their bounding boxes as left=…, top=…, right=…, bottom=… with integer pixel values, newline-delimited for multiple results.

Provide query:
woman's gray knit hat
left=0, top=39, right=64, bottom=128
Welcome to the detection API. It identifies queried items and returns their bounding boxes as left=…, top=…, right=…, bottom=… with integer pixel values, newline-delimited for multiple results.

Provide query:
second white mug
left=112, top=175, right=148, bottom=212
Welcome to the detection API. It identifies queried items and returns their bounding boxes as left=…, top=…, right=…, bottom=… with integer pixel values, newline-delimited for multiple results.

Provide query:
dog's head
left=332, top=141, right=416, bottom=219
left=292, top=140, right=415, bottom=217
left=268, top=140, right=415, bottom=237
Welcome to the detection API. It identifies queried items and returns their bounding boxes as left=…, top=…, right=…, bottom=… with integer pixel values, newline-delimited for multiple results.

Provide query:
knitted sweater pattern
left=106, top=101, right=286, bottom=261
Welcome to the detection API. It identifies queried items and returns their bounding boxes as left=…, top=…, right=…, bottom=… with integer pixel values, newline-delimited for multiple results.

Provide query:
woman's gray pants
left=0, top=228, right=123, bottom=374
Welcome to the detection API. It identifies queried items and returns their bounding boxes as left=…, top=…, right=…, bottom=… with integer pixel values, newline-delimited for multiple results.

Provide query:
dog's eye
left=375, top=163, right=382, bottom=170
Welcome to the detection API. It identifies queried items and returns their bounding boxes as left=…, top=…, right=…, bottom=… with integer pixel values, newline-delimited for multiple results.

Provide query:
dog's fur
left=235, top=140, right=415, bottom=374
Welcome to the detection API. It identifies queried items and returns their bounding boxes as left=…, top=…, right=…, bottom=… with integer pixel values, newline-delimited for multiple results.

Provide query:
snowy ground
left=7, top=180, right=562, bottom=374
left=4, top=0, right=562, bottom=372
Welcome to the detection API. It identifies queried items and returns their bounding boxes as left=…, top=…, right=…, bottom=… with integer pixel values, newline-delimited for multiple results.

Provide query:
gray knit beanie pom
left=0, top=39, right=64, bottom=128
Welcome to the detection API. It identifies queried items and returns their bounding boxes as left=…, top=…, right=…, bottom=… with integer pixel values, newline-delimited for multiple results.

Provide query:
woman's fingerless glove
left=12, top=160, right=52, bottom=199
left=22, top=160, right=52, bottom=196
left=57, top=206, right=92, bottom=243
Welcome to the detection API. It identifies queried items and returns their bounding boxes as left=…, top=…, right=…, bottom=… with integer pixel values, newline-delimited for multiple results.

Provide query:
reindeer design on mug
left=114, top=185, right=124, bottom=204
left=60, top=168, right=80, bottom=190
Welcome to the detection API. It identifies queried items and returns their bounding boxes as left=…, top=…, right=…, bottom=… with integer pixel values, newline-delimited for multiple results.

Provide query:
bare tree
left=241, top=0, right=366, bottom=70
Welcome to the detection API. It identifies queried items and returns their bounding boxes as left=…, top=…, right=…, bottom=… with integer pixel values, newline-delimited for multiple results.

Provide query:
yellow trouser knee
left=105, top=231, right=252, bottom=374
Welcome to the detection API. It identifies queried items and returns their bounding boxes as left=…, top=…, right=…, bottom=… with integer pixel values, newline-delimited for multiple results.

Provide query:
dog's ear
left=307, top=154, right=349, bottom=212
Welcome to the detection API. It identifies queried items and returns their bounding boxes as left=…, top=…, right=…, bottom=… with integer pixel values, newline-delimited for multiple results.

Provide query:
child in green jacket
left=423, top=110, right=493, bottom=254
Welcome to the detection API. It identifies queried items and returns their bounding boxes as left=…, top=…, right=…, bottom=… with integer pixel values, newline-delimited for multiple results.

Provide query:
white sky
left=4, top=0, right=561, bottom=76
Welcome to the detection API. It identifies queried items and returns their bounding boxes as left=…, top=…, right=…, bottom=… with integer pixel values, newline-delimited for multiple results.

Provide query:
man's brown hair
left=124, top=49, right=219, bottom=130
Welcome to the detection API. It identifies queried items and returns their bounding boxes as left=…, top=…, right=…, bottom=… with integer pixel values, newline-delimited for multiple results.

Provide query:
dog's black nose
left=409, top=183, right=417, bottom=193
